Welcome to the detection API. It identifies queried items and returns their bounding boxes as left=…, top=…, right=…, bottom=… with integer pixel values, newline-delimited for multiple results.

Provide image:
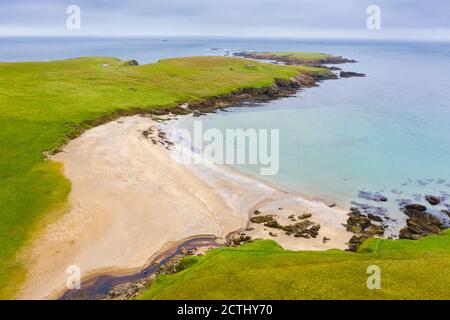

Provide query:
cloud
left=0, top=0, right=449, bottom=39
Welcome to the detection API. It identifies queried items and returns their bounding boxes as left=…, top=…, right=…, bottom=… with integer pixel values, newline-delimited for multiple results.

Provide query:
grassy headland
left=235, top=51, right=356, bottom=65
left=0, top=55, right=327, bottom=298
left=262, top=52, right=333, bottom=60
left=139, top=230, right=450, bottom=300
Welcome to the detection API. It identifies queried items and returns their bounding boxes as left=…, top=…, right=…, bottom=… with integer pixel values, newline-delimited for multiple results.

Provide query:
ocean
left=3, top=36, right=450, bottom=220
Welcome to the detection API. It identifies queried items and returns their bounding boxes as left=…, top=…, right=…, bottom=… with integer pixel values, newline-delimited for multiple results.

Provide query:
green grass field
left=0, top=55, right=322, bottom=298
left=139, top=230, right=450, bottom=300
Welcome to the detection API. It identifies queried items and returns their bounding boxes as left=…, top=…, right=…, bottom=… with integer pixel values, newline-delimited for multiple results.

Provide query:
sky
left=0, top=0, right=449, bottom=40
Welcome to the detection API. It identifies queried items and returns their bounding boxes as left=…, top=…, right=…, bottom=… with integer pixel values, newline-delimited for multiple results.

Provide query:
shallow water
left=3, top=37, right=450, bottom=220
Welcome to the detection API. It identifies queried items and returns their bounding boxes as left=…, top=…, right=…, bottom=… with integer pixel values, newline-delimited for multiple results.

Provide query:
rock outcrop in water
left=350, top=202, right=388, bottom=217
left=358, top=191, right=388, bottom=202
left=425, top=195, right=441, bottom=206
left=399, top=204, right=446, bottom=240
left=340, top=71, right=366, bottom=78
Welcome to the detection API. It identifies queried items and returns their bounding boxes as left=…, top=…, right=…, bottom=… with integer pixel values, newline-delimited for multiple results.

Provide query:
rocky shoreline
left=146, top=69, right=337, bottom=119
left=345, top=192, right=449, bottom=251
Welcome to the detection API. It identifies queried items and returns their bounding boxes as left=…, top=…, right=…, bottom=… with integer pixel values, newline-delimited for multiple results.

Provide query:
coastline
left=18, top=114, right=350, bottom=300
left=15, top=54, right=354, bottom=300
left=1, top=37, right=449, bottom=301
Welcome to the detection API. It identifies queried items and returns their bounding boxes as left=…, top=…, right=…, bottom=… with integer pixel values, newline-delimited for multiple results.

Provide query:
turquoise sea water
left=2, top=37, right=450, bottom=219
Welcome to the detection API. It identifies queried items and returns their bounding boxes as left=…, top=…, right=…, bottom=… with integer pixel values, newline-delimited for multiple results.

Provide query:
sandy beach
left=18, top=115, right=350, bottom=300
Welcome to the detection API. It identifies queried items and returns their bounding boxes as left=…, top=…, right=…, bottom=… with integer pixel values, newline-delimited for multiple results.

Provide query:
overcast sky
left=1, top=0, right=449, bottom=40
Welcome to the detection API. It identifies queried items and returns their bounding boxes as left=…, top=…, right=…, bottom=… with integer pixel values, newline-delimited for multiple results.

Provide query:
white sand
left=19, top=115, right=350, bottom=300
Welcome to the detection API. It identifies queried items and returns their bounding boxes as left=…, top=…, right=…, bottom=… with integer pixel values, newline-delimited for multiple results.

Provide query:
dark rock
left=358, top=191, right=388, bottom=202
left=294, top=233, right=310, bottom=239
left=251, top=213, right=322, bottom=239
left=328, top=66, right=341, bottom=71
left=365, top=225, right=385, bottom=236
left=288, top=74, right=317, bottom=88
left=232, top=238, right=241, bottom=246
left=323, top=237, right=331, bottom=244
left=193, top=110, right=206, bottom=117
left=340, top=71, right=366, bottom=78
left=351, top=201, right=388, bottom=216
left=349, top=225, right=363, bottom=234
left=404, top=204, right=427, bottom=212
left=347, top=235, right=370, bottom=252
left=368, top=214, right=383, bottom=222
left=239, top=234, right=252, bottom=242
left=404, top=208, right=428, bottom=218
left=123, top=59, right=139, bottom=66
left=253, top=210, right=262, bottom=215
left=347, top=212, right=371, bottom=229
left=425, top=195, right=441, bottom=206
left=442, top=210, right=450, bottom=217
left=264, top=220, right=283, bottom=229
left=298, top=213, right=312, bottom=220
left=250, top=215, right=274, bottom=224
left=399, top=229, right=422, bottom=240
left=283, top=220, right=321, bottom=238
left=345, top=208, right=386, bottom=251
left=399, top=210, right=445, bottom=240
